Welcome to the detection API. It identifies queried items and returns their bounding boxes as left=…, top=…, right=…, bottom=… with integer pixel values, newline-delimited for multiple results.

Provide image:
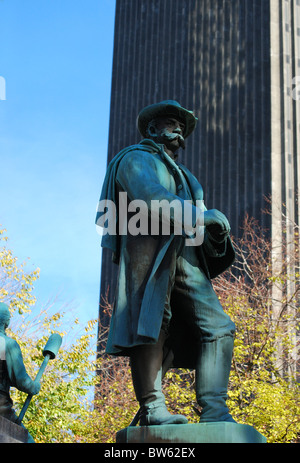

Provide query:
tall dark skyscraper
left=98, top=0, right=300, bottom=325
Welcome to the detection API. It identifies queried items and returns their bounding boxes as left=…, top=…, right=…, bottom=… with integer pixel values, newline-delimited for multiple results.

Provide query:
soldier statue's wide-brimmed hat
left=137, top=100, right=198, bottom=139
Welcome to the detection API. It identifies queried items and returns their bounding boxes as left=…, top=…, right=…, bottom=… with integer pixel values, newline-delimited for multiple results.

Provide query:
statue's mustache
left=150, top=128, right=185, bottom=149
left=159, top=128, right=184, bottom=143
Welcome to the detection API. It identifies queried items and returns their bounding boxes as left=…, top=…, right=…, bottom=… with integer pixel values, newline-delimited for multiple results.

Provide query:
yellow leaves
left=0, top=227, right=40, bottom=315
left=228, top=379, right=300, bottom=443
left=163, top=369, right=198, bottom=423
left=0, top=228, right=8, bottom=242
left=86, top=319, right=97, bottom=332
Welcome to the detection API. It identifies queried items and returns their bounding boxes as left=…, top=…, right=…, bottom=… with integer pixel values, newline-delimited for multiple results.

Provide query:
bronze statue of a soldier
left=0, top=302, right=40, bottom=442
left=96, top=100, right=236, bottom=426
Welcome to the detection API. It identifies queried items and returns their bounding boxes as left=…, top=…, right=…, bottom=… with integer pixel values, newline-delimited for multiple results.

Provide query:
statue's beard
left=158, top=129, right=185, bottom=149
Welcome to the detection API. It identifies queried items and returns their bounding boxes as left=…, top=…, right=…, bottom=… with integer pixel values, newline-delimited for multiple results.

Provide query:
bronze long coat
left=97, top=140, right=235, bottom=367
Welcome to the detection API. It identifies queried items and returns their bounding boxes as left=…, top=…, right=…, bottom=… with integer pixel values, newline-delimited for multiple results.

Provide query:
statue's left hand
left=204, top=209, right=231, bottom=241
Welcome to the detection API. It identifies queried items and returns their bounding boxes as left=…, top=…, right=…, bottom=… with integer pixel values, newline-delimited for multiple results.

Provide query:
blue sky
left=0, top=0, right=116, bottom=326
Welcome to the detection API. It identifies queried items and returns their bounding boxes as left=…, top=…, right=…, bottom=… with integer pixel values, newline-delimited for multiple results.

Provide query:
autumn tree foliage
left=0, top=227, right=98, bottom=443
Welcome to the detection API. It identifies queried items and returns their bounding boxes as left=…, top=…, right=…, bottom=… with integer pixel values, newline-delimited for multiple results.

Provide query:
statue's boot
left=130, top=331, right=188, bottom=426
left=196, top=336, right=236, bottom=423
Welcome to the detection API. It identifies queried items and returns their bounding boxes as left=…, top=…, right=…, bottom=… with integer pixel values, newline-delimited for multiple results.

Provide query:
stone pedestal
left=0, top=416, right=28, bottom=443
left=116, top=422, right=267, bottom=444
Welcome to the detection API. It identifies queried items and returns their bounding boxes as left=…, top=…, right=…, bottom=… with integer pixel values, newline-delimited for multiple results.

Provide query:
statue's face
left=152, top=117, right=186, bottom=155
